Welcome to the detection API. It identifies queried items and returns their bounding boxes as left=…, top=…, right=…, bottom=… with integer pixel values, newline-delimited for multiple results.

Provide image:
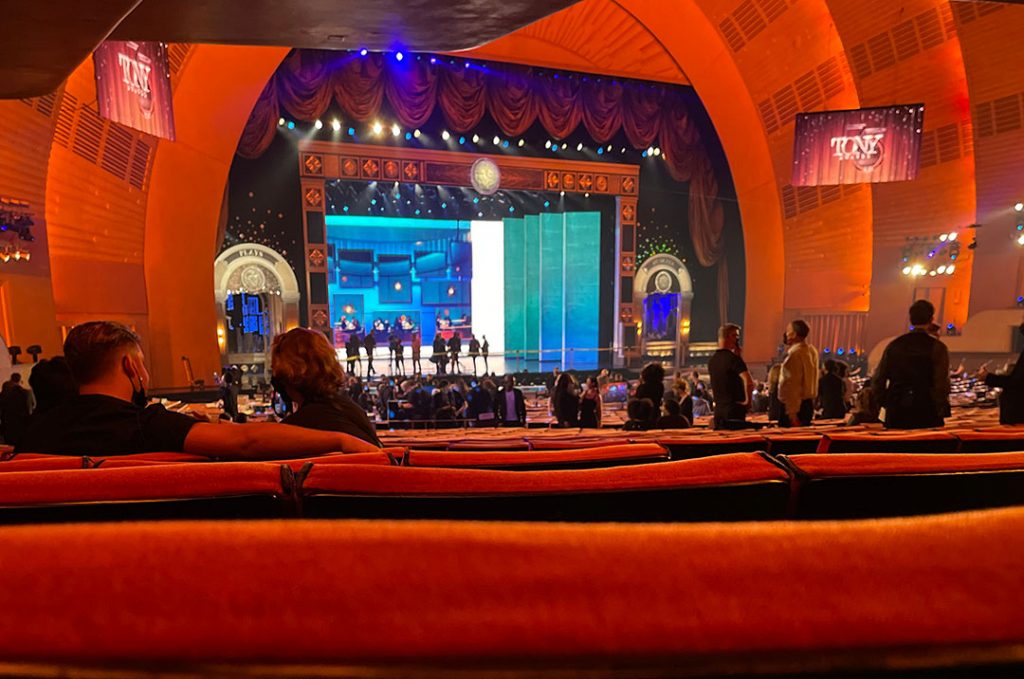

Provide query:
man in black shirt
left=979, top=323, right=1024, bottom=425
left=363, top=333, right=376, bottom=377
left=17, top=322, right=378, bottom=457
left=707, top=323, right=753, bottom=430
left=873, top=300, right=950, bottom=429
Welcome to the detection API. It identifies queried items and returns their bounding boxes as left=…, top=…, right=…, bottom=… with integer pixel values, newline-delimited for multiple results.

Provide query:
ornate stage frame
left=297, top=141, right=641, bottom=356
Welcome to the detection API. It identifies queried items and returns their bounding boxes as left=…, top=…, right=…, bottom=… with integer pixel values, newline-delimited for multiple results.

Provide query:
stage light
left=502, top=140, right=509, bottom=148
left=1017, top=223, right=1023, bottom=231
left=621, top=147, right=626, bottom=153
left=442, top=130, right=451, bottom=141
left=493, top=135, right=500, bottom=145
left=642, top=150, right=648, bottom=158
left=544, top=140, right=551, bottom=149
left=459, top=136, right=466, bottom=145
left=359, top=48, right=368, bottom=56
left=314, top=119, right=324, bottom=130
left=939, top=234, right=948, bottom=242
left=543, top=201, right=550, bottom=208
left=414, top=129, right=421, bottom=138
left=509, top=206, right=515, bottom=213
left=371, top=199, right=377, bottom=205
left=929, top=270, right=937, bottom=276
left=584, top=192, right=590, bottom=198
left=473, top=197, right=479, bottom=204
left=597, top=147, right=604, bottom=155
left=348, top=127, right=355, bottom=136
left=464, top=61, right=470, bottom=68
left=391, top=124, right=401, bottom=137
left=653, top=147, right=661, bottom=156
left=405, top=132, right=412, bottom=140
left=1016, top=202, right=1024, bottom=212
left=430, top=57, right=437, bottom=64
left=948, top=232, right=958, bottom=241
left=518, top=139, right=525, bottom=147
left=647, top=146, right=655, bottom=156
left=372, top=121, right=383, bottom=135
left=1017, top=234, right=1024, bottom=246
left=937, top=265, right=947, bottom=274
left=394, top=281, right=403, bottom=291
left=395, top=52, right=404, bottom=62
left=278, top=117, right=285, bottom=126
left=576, top=143, right=584, bottom=151
left=560, top=191, right=565, bottom=197
left=472, top=134, right=480, bottom=144
left=607, top=145, right=613, bottom=152
left=331, top=119, right=341, bottom=132
left=946, top=265, right=955, bottom=274
left=441, top=202, right=447, bottom=209
left=447, top=286, right=455, bottom=297
left=902, top=266, right=912, bottom=276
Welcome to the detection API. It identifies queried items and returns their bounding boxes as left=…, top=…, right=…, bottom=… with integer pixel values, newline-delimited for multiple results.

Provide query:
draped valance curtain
left=238, top=51, right=728, bottom=321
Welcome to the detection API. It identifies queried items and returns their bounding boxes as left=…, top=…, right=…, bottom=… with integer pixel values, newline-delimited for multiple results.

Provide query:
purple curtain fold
left=238, top=51, right=731, bottom=318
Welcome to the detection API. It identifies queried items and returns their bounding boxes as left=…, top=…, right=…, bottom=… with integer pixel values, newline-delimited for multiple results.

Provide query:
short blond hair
left=718, top=323, right=741, bottom=342
left=271, top=328, right=346, bottom=402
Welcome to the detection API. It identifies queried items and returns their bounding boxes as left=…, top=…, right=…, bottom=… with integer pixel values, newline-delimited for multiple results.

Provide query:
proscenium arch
left=214, top=243, right=301, bottom=305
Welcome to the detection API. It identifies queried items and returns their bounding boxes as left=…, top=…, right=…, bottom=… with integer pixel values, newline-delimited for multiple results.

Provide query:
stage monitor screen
left=93, top=41, right=176, bottom=140
left=791, top=104, right=924, bottom=186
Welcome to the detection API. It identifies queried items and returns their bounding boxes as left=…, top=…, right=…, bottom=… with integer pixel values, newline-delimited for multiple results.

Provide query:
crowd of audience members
left=3, top=298, right=1024, bottom=456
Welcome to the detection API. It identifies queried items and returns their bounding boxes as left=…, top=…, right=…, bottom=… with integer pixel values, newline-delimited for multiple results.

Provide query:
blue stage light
left=823, top=348, right=831, bottom=354
left=342, top=206, right=349, bottom=212
left=849, top=348, right=857, bottom=355
left=458, top=136, right=466, bottom=145
left=286, top=121, right=295, bottom=130
left=509, top=206, right=515, bottom=213
left=371, top=199, right=377, bottom=205
left=837, top=348, right=845, bottom=356
left=430, top=57, right=437, bottom=64
left=502, top=140, right=510, bottom=148
left=441, top=202, right=447, bottom=209
left=348, top=127, right=355, bottom=136
left=543, top=201, right=550, bottom=208
left=415, top=209, right=421, bottom=215
left=405, top=132, right=412, bottom=140
left=597, top=147, right=604, bottom=155
left=473, top=197, right=480, bottom=204
left=359, top=49, right=368, bottom=56
left=641, top=150, right=648, bottom=157
left=395, top=52, right=404, bottom=61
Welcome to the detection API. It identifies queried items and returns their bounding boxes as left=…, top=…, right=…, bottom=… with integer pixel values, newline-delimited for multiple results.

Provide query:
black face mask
left=130, top=375, right=148, bottom=408
left=270, top=377, right=293, bottom=416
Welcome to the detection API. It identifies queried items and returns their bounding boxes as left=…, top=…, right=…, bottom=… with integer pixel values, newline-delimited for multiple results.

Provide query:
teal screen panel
left=540, top=213, right=564, bottom=361
left=503, top=217, right=525, bottom=354
left=523, top=215, right=541, bottom=356
left=564, top=212, right=601, bottom=366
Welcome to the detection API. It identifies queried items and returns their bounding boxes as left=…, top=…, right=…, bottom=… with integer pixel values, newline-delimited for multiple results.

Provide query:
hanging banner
left=791, top=104, right=924, bottom=186
left=93, top=41, right=176, bottom=141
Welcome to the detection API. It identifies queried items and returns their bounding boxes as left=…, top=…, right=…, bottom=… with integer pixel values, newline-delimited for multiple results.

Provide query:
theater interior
left=1, top=0, right=1024, bottom=676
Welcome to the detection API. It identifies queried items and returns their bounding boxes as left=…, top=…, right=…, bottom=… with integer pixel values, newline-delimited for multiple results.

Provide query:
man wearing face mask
left=978, top=322, right=1024, bottom=425
left=16, top=321, right=379, bottom=457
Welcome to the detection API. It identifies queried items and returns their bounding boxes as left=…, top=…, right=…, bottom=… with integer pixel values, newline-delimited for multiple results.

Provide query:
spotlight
left=576, top=143, right=584, bottom=151
left=359, top=48, right=368, bottom=56
left=331, top=119, right=341, bottom=132
left=1016, top=202, right=1024, bottom=212
left=647, top=146, right=655, bottom=156
left=937, top=265, right=947, bottom=274
left=502, top=140, right=509, bottom=148
left=277, top=117, right=285, bottom=126
left=939, top=234, right=948, bottom=242
left=314, top=119, right=324, bottom=130
left=621, top=147, right=626, bottom=153
left=642, top=150, right=648, bottom=158
left=948, top=232, right=958, bottom=241
left=1017, top=234, right=1024, bottom=246
left=902, top=266, right=911, bottom=276
left=391, top=124, right=401, bottom=137
left=597, top=147, right=604, bottom=155
left=348, top=127, right=355, bottom=136
left=518, top=139, right=525, bottom=147
left=493, top=135, right=500, bottom=145
left=405, top=132, right=412, bottom=140
left=372, top=121, right=383, bottom=135
left=447, top=286, right=455, bottom=297
left=442, top=130, right=451, bottom=141
left=472, top=134, right=480, bottom=144
left=459, top=136, right=466, bottom=145
left=653, top=147, right=661, bottom=156
left=430, top=57, right=437, bottom=64
left=286, top=121, right=295, bottom=130
left=946, top=265, right=956, bottom=274
left=394, top=281, right=403, bottom=291
left=607, top=145, right=613, bottom=151
left=545, top=140, right=552, bottom=149
left=414, top=129, right=422, bottom=138
left=560, top=190, right=565, bottom=197
left=543, top=201, right=550, bottom=208
left=395, top=52, right=404, bottom=62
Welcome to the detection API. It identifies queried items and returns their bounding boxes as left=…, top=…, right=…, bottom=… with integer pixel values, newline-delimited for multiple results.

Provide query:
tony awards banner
left=791, top=105, right=924, bottom=186
left=93, top=41, right=176, bottom=141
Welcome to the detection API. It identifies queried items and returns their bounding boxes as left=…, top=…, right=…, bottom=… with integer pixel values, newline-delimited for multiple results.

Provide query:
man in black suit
left=363, top=333, right=376, bottom=377
left=872, top=300, right=950, bottom=429
left=496, top=374, right=527, bottom=426
left=979, top=322, right=1024, bottom=425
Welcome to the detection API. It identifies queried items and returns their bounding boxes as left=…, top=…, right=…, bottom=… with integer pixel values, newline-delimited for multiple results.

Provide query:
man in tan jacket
left=778, top=319, right=819, bottom=427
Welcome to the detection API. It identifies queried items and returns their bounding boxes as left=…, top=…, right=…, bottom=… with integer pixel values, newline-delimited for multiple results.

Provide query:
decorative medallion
left=621, top=204, right=635, bottom=223
left=311, top=309, right=329, bottom=329
left=303, top=154, right=323, bottom=175
left=308, top=248, right=326, bottom=268
left=383, top=160, right=400, bottom=180
left=403, top=161, right=420, bottom=181
left=544, top=171, right=561, bottom=190
left=361, top=158, right=380, bottom=178
left=342, top=158, right=359, bottom=177
left=621, top=255, right=635, bottom=271
left=562, top=173, right=576, bottom=190
left=304, top=188, right=322, bottom=207
left=595, top=175, right=609, bottom=192
left=578, top=174, right=593, bottom=191
left=470, top=158, right=501, bottom=196
left=240, top=265, right=267, bottom=292
left=655, top=270, right=673, bottom=293
left=619, top=305, right=634, bottom=322
left=621, top=177, right=636, bottom=194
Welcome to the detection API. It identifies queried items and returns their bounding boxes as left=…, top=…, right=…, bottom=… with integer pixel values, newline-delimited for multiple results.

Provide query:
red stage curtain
left=237, top=50, right=731, bottom=320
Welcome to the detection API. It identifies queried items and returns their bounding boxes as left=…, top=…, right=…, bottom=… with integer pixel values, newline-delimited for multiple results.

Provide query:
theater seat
left=299, top=453, right=790, bottom=522
left=0, top=455, right=88, bottom=472
left=784, top=452, right=1024, bottom=519
left=406, top=443, right=670, bottom=471
left=0, top=509, right=1020, bottom=675
left=0, top=463, right=292, bottom=523
left=957, top=429, right=1024, bottom=454
left=653, top=434, right=767, bottom=459
left=818, top=431, right=960, bottom=454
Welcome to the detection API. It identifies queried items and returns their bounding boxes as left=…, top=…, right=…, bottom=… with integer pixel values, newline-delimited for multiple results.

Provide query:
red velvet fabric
left=407, top=443, right=669, bottom=469
left=302, top=453, right=787, bottom=496
left=789, top=452, right=1024, bottom=477
left=817, top=432, right=960, bottom=453
left=0, top=463, right=285, bottom=506
left=0, top=456, right=86, bottom=472
left=0, top=509, right=1021, bottom=664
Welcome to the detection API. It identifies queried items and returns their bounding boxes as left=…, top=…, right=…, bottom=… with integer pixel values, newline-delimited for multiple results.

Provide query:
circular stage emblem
left=240, top=265, right=267, bottom=292
left=470, top=158, right=501, bottom=196
left=654, top=270, right=673, bottom=293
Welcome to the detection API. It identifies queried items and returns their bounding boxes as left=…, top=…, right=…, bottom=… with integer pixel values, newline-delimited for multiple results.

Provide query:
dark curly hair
left=271, top=328, right=346, bottom=402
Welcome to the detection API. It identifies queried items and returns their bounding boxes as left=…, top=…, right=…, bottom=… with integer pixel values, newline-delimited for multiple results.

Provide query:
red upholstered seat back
left=818, top=431, right=960, bottom=454
left=406, top=443, right=669, bottom=470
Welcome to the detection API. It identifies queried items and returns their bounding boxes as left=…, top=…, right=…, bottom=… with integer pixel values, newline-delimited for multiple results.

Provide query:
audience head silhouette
left=718, top=323, right=741, bottom=350
left=64, top=321, right=148, bottom=403
left=909, top=299, right=935, bottom=328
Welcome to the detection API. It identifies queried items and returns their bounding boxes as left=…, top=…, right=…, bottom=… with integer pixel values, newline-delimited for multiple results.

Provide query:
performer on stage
left=481, top=335, right=490, bottom=374
left=468, top=335, right=481, bottom=376
left=411, top=331, right=422, bottom=374
left=448, top=332, right=462, bottom=375
left=432, top=334, right=448, bottom=375
left=394, top=336, right=406, bottom=376
left=363, top=332, right=376, bottom=377
left=345, top=334, right=361, bottom=377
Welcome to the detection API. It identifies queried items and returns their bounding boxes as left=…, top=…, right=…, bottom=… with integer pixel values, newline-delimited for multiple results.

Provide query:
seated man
left=16, top=322, right=379, bottom=458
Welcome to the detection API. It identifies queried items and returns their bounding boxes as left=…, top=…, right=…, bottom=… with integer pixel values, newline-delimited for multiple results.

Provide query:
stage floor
left=334, top=348, right=602, bottom=378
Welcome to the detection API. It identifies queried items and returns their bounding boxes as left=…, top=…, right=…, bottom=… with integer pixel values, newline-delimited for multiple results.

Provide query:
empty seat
left=818, top=431, right=960, bottom=454
left=0, top=509, right=1020, bottom=674
left=653, top=434, right=767, bottom=459
left=785, top=452, right=1024, bottom=519
left=0, top=463, right=291, bottom=523
left=407, top=443, right=670, bottom=471
left=299, top=453, right=790, bottom=522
